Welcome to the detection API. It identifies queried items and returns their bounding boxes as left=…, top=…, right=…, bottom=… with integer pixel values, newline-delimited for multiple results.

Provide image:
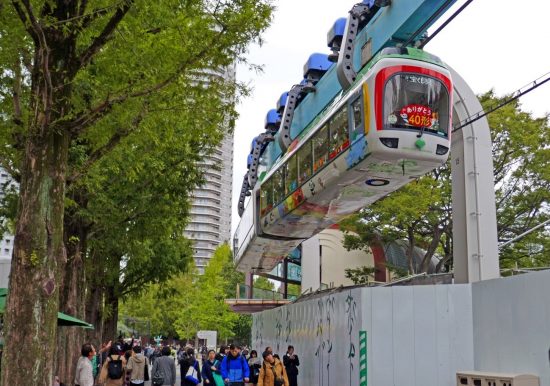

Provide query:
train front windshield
left=383, top=73, right=450, bottom=136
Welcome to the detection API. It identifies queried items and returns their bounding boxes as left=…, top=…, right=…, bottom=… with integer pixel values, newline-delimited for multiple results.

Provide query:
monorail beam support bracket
left=336, top=0, right=391, bottom=90
left=450, top=66, right=499, bottom=283
left=278, top=82, right=316, bottom=152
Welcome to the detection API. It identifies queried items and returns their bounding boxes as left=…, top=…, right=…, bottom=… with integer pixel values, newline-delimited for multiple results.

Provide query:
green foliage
left=287, top=283, right=301, bottom=297
left=0, top=2, right=273, bottom=382
left=341, top=91, right=549, bottom=275
left=253, top=276, right=275, bottom=291
left=480, top=91, right=550, bottom=270
left=344, top=266, right=376, bottom=285
left=120, top=244, right=250, bottom=341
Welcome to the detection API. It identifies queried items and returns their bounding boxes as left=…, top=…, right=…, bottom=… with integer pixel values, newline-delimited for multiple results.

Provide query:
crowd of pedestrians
left=74, top=338, right=299, bottom=386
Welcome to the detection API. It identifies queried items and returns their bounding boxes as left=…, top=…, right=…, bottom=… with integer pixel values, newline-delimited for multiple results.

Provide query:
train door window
left=350, top=97, right=363, bottom=141
left=329, top=105, right=349, bottom=159
left=272, top=167, right=285, bottom=205
left=312, top=124, right=329, bottom=172
left=297, top=142, right=313, bottom=184
left=260, top=178, right=273, bottom=216
left=285, top=154, right=298, bottom=195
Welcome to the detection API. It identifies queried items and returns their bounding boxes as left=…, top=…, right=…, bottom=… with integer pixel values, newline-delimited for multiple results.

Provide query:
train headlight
left=436, top=144, right=449, bottom=155
left=380, top=137, right=399, bottom=148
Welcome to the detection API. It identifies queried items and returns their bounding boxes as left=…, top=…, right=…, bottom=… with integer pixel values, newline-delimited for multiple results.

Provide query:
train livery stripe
left=362, top=82, right=371, bottom=136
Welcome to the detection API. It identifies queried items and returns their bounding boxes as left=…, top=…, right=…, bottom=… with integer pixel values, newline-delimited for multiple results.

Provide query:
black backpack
left=107, top=355, right=123, bottom=379
left=152, top=364, right=165, bottom=386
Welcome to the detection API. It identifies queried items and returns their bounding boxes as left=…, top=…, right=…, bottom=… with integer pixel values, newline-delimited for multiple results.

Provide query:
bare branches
left=78, top=0, right=133, bottom=69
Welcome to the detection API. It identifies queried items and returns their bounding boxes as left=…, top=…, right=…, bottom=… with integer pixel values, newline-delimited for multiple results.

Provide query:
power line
left=419, top=0, right=475, bottom=49
left=499, top=219, right=550, bottom=250
left=403, top=0, right=456, bottom=47
left=452, top=71, right=550, bottom=133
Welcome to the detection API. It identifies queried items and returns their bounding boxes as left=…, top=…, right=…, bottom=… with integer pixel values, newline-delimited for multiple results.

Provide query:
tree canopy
left=0, top=1, right=273, bottom=384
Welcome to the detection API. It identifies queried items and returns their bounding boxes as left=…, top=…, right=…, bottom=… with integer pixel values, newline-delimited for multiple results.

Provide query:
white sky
left=230, top=0, right=550, bottom=234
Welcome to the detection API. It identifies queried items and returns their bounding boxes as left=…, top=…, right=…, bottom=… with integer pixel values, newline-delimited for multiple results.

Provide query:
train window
left=297, top=142, right=313, bottom=184
left=285, top=154, right=298, bottom=195
left=312, top=124, right=329, bottom=172
left=350, top=97, right=363, bottom=141
left=383, top=73, right=450, bottom=136
left=260, top=178, right=273, bottom=216
left=329, top=105, right=349, bottom=159
left=272, top=167, right=285, bottom=205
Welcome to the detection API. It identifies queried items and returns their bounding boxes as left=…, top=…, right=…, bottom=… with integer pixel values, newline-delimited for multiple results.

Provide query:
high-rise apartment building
left=183, top=66, right=235, bottom=274
left=0, top=168, right=15, bottom=286
left=184, top=133, right=234, bottom=274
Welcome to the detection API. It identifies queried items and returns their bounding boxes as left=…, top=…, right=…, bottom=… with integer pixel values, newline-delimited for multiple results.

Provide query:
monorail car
left=234, top=47, right=452, bottom=272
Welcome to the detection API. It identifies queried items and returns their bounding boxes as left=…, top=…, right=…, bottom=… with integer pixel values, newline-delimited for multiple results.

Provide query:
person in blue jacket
left=220, top=344, right=250, bottom=386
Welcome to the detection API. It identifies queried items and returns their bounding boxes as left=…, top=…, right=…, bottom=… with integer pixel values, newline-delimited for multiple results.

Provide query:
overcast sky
left=230, top=0, right=550, bottom=234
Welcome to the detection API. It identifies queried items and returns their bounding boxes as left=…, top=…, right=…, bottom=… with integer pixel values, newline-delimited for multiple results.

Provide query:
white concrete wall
left=472, top=270, right=550, bottom=385
left=301, top=229, right=374, bottom=293
left=300, top=235, right=320, bottom=292
left=254, top=271, right=550, bottom=385
left=361, top=284, right=474, bottom=386
left=252, top=288, right=363, bottom=386
left=253, top=284, right=474, bottom=386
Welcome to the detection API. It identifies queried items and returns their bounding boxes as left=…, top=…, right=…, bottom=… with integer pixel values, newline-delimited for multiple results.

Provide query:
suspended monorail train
left=234, top=47, right=453, bottom=272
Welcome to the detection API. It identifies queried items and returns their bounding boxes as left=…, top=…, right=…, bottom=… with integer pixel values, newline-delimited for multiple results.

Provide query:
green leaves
left=120, top=244, right=248, bottom=341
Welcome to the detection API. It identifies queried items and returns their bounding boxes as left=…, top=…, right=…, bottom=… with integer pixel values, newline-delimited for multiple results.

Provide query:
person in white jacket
left=74, top=343, right=96, bottom=386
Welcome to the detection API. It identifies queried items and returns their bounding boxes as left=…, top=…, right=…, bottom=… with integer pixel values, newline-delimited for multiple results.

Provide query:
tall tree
left=341, top=91, right=549, bottom=276
left=0, top=1, right=272, bottom=384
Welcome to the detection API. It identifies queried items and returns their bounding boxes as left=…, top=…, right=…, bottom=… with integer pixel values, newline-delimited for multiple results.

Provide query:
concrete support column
left=450, top=67, right=500, bottom=283
left=245, top=271, right=254, bottom=298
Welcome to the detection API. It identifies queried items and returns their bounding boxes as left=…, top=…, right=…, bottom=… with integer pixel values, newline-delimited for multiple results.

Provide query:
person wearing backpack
left=179, top=347, right=201, bottom=386
left=98, top=346, right=127, bottom=386
left=220, top=344, right=250, bottom=386
left=257, top=351, right=289, bottom=386
left=151, top=346, right=176, bottom=386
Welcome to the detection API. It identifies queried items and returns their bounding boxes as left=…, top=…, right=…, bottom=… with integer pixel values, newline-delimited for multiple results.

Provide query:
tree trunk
left=103, top=285, right=120, bottom=340
left=406, top=227, right=416, bottom=274
left=420, top=225, right=442, bottom=273
left=2, top=14, right=76, bottom=384
left=2, top=130, right=69, bottom=386
left=56, top=222, right=88, bottom=385
left=85, top=283, right=105, bottom=345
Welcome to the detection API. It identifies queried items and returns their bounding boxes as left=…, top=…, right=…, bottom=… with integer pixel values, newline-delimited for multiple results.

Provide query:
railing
left=237, top=284, right=297, bottom=301
left=192, top=192, right=221, bottom=201
left=190, top=207, right=221, bottom=217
